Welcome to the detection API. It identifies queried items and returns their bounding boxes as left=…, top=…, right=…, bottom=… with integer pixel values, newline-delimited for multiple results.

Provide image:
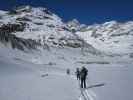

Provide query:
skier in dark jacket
left=80, top=66, right=88, bottom=88
left=75, top=68, right=80, bottom=80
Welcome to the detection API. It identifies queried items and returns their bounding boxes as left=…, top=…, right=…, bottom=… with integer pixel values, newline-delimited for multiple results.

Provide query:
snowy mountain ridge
left=76, top=20, right=133, bottom=55
left=0, top=5, right=100, bottom=55
left=0, top=5, right=133, bottom=56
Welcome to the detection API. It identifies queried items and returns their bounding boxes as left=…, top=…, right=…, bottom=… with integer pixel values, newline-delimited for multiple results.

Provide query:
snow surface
left=0, top=44, right=133, bottom=100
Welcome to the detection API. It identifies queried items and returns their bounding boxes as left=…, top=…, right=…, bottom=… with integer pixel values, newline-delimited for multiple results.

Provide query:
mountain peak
left=103, top=21, right=118, bottom=26
left=10, top=5, right=53, bottom=17
left=67, top=19, right=80, bottom=26
left=14, top=5, right=32, bottom=12
left=67, top=19, right=81, bottom=31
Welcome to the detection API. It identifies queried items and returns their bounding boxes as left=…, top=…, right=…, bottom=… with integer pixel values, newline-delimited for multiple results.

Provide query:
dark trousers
left=81, top=78, right=86, bottom=88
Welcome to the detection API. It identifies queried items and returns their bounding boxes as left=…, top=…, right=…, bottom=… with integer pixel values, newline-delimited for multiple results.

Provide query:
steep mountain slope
left=0, top=23, right=43, bottom=51
left=0, top=5, right=133, bottom=56
left=0, top=6, right=100, bottom=54
left=76, top=21, right=133, bottom=56
left=0, top=6, right=133, bottom=57
left=67, top=19, right=87, bottom=31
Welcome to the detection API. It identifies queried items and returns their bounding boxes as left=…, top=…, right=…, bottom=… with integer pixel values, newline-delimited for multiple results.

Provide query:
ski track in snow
left=79, top=88, right=96, bottom=100
left=41, top=68, right=97, bottom=100
left=85, top=90, right=96, bottom=100
left=76, top=78, right=96, bottom=100
left=70, top=74, right=97, bottom=100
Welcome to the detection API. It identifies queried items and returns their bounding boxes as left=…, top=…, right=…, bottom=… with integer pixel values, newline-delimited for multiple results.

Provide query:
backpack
left=80, top=68, right=88, bottom=78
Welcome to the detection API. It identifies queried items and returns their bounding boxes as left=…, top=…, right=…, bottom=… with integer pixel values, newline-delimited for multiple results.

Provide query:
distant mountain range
left=0, top=5, right=133, bottom=57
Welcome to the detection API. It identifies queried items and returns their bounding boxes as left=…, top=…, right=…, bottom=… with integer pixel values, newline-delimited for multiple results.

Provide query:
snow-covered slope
left=67, top=19, right=87, bottom=31
left=1, top=6, right=133, bottom=56
left=0, top=6, right=66, bottom=42
left=0, top=47, right=80, bottom=100
left=0, top=5, right=101, bottom=55
left=0, top=38, right=133, bottom=100
left=76, top=21, right=133, bottom=56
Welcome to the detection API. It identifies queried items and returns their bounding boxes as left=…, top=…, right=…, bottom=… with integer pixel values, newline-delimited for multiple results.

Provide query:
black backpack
left=80, top=68, right=88, bottom=78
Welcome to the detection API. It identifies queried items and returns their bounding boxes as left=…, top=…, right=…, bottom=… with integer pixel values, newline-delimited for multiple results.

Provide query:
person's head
left=76, top=67, right=79, bottom=71
left=82, top=66, right=85, bottom=69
